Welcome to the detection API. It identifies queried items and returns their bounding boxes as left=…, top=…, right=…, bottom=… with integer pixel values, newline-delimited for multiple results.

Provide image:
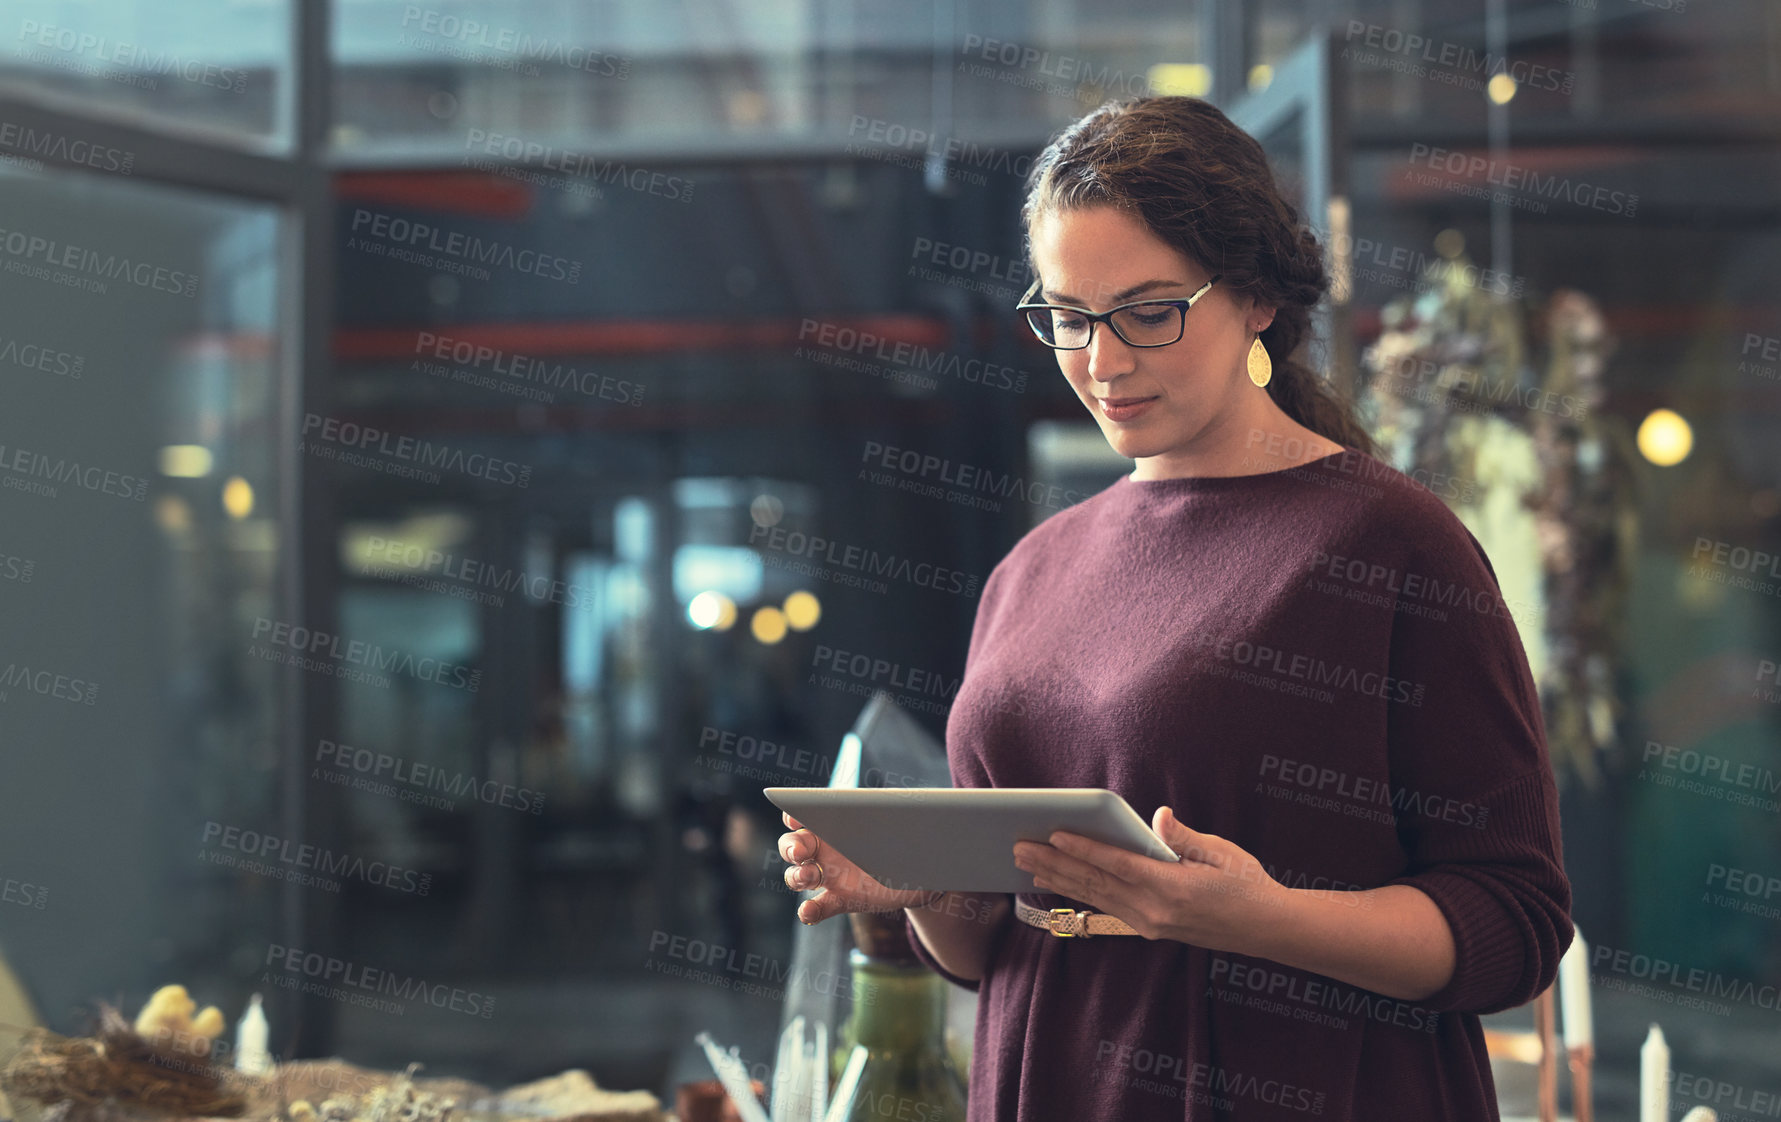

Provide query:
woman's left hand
left=1012, top=806, right=1287, bottom=952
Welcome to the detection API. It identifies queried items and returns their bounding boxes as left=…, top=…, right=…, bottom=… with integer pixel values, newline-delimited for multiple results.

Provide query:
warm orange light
left=751, top=606, right=788, bottom=644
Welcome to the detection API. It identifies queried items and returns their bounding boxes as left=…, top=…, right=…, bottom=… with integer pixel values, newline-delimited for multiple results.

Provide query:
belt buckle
left=1048, top=907, right=1091, bottom=939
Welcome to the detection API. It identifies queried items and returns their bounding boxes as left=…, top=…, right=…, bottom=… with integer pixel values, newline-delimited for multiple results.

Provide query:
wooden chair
left=1483, top=982, right=1583, bottom=1122
left=1485, top=931, right=1595, bottom=1122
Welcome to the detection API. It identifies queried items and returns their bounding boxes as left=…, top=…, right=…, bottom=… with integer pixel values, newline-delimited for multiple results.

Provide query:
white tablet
left=764, top=786, right=1179, bottom=894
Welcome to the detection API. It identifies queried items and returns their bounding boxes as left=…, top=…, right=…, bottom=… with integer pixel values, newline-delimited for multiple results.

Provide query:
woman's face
left=1026, top=205, right=1271, bottom=475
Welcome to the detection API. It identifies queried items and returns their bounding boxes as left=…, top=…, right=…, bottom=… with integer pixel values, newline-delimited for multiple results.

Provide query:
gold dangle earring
left=1246, top=333, right=1272, bottom=388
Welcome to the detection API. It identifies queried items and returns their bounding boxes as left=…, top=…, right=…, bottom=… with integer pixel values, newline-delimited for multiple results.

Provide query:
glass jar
left=829, top=947, right=968, bottom=1122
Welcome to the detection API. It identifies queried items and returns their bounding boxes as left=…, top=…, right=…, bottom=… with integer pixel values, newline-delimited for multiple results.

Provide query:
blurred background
left=0, top=0, right=1778, bottom=1117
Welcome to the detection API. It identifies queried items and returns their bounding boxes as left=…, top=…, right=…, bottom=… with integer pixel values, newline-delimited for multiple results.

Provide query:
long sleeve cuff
left=1389, top=770, right=1574, bottom=1014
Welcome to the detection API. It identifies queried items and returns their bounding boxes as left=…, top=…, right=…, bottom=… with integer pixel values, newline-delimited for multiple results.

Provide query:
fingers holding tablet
left=777, top=815, right=838, bottom=921
left=775, top=810, right=931, bottom=924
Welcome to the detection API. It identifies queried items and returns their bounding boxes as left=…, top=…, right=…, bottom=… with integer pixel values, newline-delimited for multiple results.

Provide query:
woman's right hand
left=779, top=811, right=938, bottom=924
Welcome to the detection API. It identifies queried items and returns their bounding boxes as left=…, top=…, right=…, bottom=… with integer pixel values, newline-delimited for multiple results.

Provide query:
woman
left=778, top=95, right=1571, bottom=1121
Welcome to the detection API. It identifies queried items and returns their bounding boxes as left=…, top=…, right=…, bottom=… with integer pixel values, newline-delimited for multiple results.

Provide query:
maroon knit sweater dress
left=902, top=447, right=1573, bottom=1122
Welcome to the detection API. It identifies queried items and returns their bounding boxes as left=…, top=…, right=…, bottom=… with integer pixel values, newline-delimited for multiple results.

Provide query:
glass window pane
left=0, top=161, right=283, bottom=1025
left=1249, top=0, right=1312, bottom=80
left=330, top=0, right=1206, bottom=151
left=0, top=0, right=291, bottom=146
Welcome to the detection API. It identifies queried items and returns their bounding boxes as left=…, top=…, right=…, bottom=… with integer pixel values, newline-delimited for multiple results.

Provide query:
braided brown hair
left=1021, top=95, right=1377, bottom=458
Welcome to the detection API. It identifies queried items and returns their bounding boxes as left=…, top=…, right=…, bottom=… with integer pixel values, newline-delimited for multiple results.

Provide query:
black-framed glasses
left=1016, top=274, right=1222, bottom=350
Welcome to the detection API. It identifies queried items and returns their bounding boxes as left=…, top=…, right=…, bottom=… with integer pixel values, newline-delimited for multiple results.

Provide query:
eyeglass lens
left=1025, top=303, right=1183, bottom=349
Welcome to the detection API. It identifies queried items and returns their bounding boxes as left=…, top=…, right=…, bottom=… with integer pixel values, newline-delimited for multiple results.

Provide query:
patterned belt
left=1014, top=898, right=1139, bottom=938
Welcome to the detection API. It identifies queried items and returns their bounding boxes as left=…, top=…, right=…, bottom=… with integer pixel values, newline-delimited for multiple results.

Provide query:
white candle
left=235, top=993, right=271, bottom=1074
left=1560, top=928, right=1593, bottom=1050
left=1640, top=1023, right=1670, bottom=1122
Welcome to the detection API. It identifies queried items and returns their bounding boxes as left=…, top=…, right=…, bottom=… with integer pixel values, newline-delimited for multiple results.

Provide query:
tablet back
left=765, top=787, right=1177, bottom=894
